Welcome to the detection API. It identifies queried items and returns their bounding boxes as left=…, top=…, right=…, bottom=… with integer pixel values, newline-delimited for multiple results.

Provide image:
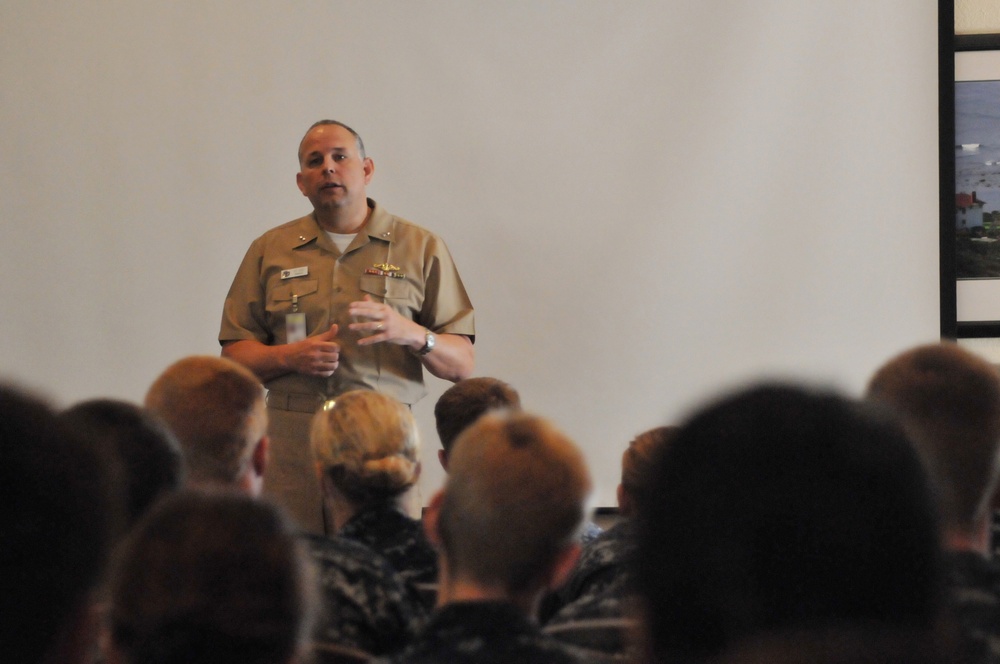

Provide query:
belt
left=266, top=391, right=326, bottom=414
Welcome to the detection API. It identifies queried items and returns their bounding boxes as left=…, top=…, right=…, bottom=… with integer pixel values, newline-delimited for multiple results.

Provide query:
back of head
left=866, top=342, right=1000, bottom=532
left=145, top=356, right=266, bottom=485
left=438, top=411, right=592, bottom=594
left=0, top=384, right=115, bottom=664
left=635, top=383, right=944, bottom=663
left=619, top=425, right=677, bottom=514
left=311, top=390, right=420, bottom=504
left=61, top=398, right=184, bottom=531
left=434, top=377, right=521, bottom=455
left=109, top=490, right=316, bottom=664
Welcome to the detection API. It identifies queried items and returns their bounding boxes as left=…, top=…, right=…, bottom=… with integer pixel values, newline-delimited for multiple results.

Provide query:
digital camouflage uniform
left=301, top=533, right=427, bottom=656
left=945, top=550, right=1000, bottom=663
left=579, top=520, right=603, bottom=545
left=373, top=601, right=592, bottom=664
left=542, top=521, right=636, bottom=657
left=338, top=501, right=438, bottom=588
left=542, top=520, right=634, bottom=622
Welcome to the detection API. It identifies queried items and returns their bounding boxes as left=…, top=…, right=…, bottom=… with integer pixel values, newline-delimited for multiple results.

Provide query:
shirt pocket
left=359, top=273, right=420, bottom=314
left=267, top=279, right=319, bottom=314
left=358, top=274, right=387, bottom=300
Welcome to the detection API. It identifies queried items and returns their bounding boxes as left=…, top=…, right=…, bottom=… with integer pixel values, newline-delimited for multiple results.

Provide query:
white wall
left=0, top=2, right=941, bottom=505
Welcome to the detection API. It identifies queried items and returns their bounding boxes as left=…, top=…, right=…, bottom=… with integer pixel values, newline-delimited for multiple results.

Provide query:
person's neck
left=436, top=565, right=538, bottom=616
left=313, top=201, right=370, bottom=234
left=327, top=493, right=360, bottom=533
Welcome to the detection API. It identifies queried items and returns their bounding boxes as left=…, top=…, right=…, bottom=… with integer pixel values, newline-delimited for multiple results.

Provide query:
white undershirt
left=325, top=231, right=357, bottom=253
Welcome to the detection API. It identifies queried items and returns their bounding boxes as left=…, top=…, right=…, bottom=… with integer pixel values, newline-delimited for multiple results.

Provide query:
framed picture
left=944, top=32, right=1000, bottom=338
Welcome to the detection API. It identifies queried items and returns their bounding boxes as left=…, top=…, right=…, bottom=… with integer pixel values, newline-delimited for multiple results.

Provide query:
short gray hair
left=298, top=119, right=366, bottom=163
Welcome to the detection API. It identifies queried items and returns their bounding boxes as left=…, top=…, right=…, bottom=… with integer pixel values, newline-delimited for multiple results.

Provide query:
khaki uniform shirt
left=220, top=199, right=475, bottom=406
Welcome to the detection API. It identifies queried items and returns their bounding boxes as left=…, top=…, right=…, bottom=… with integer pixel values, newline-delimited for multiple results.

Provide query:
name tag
left=281, top=266, right=309, bottom=279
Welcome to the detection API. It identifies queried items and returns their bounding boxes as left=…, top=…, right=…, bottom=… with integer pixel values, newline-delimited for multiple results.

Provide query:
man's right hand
left=284, top=324, right=340, bottom=377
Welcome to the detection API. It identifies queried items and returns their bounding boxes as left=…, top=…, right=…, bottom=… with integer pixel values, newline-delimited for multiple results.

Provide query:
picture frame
left=942, top=29, right=1000, bottom=338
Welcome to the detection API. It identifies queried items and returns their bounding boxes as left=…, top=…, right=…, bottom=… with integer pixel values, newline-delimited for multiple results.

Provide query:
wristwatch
left=416, top=329, right=436, bottom=356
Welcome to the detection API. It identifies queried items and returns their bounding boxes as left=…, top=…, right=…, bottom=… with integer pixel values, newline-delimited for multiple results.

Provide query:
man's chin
left=312, top=197, right=348, bottom=210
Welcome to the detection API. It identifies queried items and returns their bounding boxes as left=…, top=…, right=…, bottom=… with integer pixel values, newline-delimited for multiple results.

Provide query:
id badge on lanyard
left=286, top=295, right=307, bottom=343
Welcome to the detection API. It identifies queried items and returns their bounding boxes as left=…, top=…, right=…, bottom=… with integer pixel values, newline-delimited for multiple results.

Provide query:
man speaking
left=220, top=120, right=475, bottom=533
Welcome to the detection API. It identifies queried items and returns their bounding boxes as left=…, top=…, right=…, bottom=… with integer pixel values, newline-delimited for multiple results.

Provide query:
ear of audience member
left=635, top=383, right=945, bottom=664
left=433, top=377, right=521, bottom=470
left=107, top=490, right=317, bottom=664
left=1, top=384, right=116, bottom=664
left=381, top=411, right=592, bottom=664
left=866, top=342, right=1000, bottom=547
left=311, top=390, right=437, bottom=586
left=144, top=355, right=268, bottom=493
left=60, top=398, right=184, bottom=533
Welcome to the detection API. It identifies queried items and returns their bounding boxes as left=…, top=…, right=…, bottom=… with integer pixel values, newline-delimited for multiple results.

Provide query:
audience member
left=635, top=383, right=947, bottom=664
left=1, top=384, right=116, bottom=664
left=541, top=426, right=677, bottom=656
left=145, top=355, right=269, bottom=494
left=433, top=376, right=601, bottom=547
left=145, top=356, right=424, bottom=656
left=61, top=398, right=184, bottom=532
left=434, top=376, right=521, bottom=470
left=106, top=491, right=316, bottom=664
left=312, top=389, right=438, bottom=586
left=868, top=342, right=1000, bottom=662
left=377, top=411, right=593, bottom=664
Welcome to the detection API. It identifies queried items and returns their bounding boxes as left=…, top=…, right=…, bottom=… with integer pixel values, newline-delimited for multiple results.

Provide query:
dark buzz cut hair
left=60, top=398, right=184, bottom=532
left=434, top=377, right=522, bottom=455
left=1, top=384, right=116, bottom=664
left=109, top=491, right=316, bottom=664
left=298, top=119, right=366, bottom=163
left=635, top=383, right=944, bottom=663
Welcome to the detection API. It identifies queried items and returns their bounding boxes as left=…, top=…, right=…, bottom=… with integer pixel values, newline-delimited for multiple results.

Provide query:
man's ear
left=251, top=436, right=269, bottom=478
left=437, top=449, right=449, bottom=472
left=542, top=543, right=581, bottom=592
left=423, top=490, right=445, bottom=548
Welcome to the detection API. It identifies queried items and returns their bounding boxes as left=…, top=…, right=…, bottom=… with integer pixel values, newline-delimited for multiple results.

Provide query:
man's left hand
left=348, top=295, right=425, bottom=351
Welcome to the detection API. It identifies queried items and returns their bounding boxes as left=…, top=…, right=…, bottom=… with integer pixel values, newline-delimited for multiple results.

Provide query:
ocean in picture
left=956, top=80, right=1000, bottom=279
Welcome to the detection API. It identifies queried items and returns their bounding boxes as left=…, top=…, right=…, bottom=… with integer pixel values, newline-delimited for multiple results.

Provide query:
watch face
left=420, top=331, right=435, bottom=355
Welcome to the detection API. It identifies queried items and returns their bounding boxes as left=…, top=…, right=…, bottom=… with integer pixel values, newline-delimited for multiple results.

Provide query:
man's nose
left=323, top=157, right=336, bottom=172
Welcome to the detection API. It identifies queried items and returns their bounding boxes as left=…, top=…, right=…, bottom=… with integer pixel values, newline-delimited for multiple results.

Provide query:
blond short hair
left=145, top=356, right=266, bottom=485
left=310, top=390, right=420, bottom=503
left=438, top=411, right=592, bottom=593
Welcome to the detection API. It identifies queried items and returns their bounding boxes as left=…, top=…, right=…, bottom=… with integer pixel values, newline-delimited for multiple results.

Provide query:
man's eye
left=334, top=154, right=347, bottom=161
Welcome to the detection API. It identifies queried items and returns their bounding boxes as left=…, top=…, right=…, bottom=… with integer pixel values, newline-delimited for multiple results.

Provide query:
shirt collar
left=291, top=199, right=393, bottom=251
